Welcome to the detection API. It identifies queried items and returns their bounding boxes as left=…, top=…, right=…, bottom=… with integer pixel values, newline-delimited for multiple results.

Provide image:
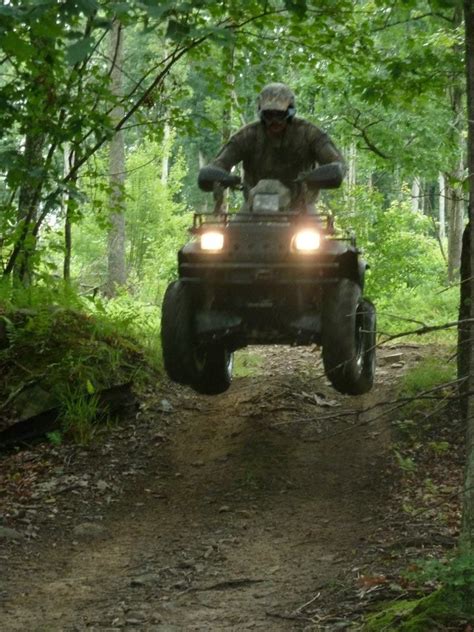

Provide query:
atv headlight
left=201, top=231, right=224, bottom=251
left=293, top=229, right=321, bottom=252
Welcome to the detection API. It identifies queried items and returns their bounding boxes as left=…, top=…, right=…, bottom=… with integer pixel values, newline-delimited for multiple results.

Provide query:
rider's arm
left=210, top=132, right=246, bottom=172
left=314, top=132, right=345, bottom=171
left=312, top=131, right=347, bottom=177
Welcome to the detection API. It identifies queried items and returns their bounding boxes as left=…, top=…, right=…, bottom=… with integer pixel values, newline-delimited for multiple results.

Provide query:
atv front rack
left=191, top=212, right=356, bottom=246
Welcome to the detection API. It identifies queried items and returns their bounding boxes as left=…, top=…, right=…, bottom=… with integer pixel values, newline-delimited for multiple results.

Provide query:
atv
left=161, top=164, right=376, bottom=396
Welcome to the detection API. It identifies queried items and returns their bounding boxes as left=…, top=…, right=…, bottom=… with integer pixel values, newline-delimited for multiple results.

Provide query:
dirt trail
left=0, top=345, right=419, bottom=631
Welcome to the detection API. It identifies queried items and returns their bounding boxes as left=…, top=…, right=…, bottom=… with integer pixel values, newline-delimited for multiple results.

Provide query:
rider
left=199, top=83, right=346, bottom=211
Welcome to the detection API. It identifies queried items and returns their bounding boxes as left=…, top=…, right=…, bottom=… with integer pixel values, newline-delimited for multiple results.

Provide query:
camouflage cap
left=258, top=83, right=295, bottom=112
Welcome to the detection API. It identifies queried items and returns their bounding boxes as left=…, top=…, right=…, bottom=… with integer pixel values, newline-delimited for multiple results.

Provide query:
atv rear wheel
left=191, top=346, right=234, bottom=395
left=322, top=280, right=376, bottom=395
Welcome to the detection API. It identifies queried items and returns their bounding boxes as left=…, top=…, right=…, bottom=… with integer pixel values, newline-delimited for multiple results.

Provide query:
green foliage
left=365, top=202, right=445, bottom=299
left=394, top=450, right=417, bottom=473
left=233, top=350, right=263, bottom=377
left=400, top=357, right=456, bottom=399
left=364, top=588, right=469, bottom=631
left=366, top=556, right=474, bottom=630
left=332, top=186, right=446, bottom=301
left=408, top=554, right=474, bottom=595
left=59, top=385, right=101, bottom=445
left=428, top=440, right=450, bottom=454
left=0, top=282, right=159, bottom=444
left=376, top=285, right=459, bottom=343
left=92, top=292, right=162, bottom=371
left=71, top=138, right=191, bottom=304
left=46, top=431, right=63, bottom=446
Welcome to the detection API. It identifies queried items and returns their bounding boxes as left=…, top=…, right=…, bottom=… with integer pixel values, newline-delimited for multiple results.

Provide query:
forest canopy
left=0, top=0, right=465, bottom=310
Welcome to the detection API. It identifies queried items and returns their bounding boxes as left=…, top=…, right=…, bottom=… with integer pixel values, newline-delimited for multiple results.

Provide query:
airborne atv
left=161, top=164, right=376, bottom=396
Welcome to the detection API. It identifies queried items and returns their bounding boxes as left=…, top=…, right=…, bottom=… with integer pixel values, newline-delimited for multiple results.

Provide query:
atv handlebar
left=198, top=162, right=345, bottom=195
left=198, top=166, right=242, bottom=192
left=295, top=162, right=345, bottom=189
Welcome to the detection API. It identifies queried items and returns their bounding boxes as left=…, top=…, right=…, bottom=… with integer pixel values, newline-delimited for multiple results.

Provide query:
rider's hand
left=294, top=171, right=309, bottom=184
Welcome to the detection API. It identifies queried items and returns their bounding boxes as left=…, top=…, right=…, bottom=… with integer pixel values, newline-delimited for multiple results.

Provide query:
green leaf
left=66, top=36, right=95, bottom=65
left=76, top=0, right=98, bottom=15
left=0, top=31, right=34, bottom=61
left=284, top=0, right=307, bottom=18
left=166, top=19, right=191, bottom=42
left=141, top=0, right=176, bottom=19
left=86, top=379, right=95, bottom=395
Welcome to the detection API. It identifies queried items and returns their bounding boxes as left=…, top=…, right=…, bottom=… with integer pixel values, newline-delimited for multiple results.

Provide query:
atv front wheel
left=161, top=281, right=233, bottom=394
left=161, top=280, right=194, bottom=384
left=322, top=280, right=376, bottom=395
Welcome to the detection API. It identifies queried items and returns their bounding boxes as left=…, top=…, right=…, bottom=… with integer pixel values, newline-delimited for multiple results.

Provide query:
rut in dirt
left=0, top=345, right=413, bottom=631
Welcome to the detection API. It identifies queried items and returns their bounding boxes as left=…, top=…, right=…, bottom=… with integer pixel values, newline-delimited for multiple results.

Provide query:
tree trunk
left=411, top=177, right=421, bottom=213
left=199, top=150, right=208, bottom=212
left=63, top=145, right=72, bottom=283
left=220, top=44, right=235, bottom=214
left=13, top=131, right=45, bottom=285
left=63, top=146, right=81, bottom=283
left=460, top=0, right=474, bottom=558
left=222, top=44, right=235, bottom=145
left=439, top=173, right=446, bottom=241
left=346, top=143, right=357, bottom=213
left=447, top=5, right=466, bottom=283
left=446, top=154, right=465, bottom=282
left=105, top=19, right=127, bottom=298
left=161, top=123, right=171, bottom=186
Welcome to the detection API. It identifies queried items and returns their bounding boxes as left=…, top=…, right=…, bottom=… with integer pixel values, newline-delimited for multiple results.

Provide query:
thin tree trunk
left=199, top=150, right=208, bottom=212
left=346, top=143, right=357, bottom=213
left=63, top=146, right=72, bottom=283
left=411, top=177, right=421, bottom=213
left=439, top=173, right=446, bottom=241
left=447, top=154, right=465, bottom=282
left=161, top=123, right=170, bottom=186
left=63, top=146, right=81, bottom=283
left=219, top=44, right=235, bottom=214
left=222, top=44, right=235, bottom=145
left=105, top=19, right=127, bottom=298
left=460, top=0, right=474, bottom=561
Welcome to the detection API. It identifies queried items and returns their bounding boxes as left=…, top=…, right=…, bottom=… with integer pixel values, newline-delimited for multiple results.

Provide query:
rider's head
left=257, top=83, right=296, bottom=135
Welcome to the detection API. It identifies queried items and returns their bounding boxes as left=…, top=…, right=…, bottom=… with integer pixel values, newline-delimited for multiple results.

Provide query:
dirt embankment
left=0, top=344, right=461, bottom=631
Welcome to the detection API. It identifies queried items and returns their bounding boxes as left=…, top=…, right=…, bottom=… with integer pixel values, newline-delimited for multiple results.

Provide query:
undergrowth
left=363, top=350, right=468, bottom=631
left=376, top=284, right=458, bottom=345
left=364, top=586, right=473, bottom=631
left=0, top=280, right=161, bottom=444
left=365, top=556, right=474, bottom=630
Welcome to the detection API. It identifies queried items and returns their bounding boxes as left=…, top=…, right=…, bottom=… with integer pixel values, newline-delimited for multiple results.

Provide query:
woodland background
left=2, top=1, right=474, bottom=625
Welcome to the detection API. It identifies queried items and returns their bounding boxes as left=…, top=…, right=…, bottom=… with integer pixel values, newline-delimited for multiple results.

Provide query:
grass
left=233, top=349, right=263, bottom=378
left=376, top=284, right=459, bottom=345
left=399, top=356, right=456, bottom=400
left=59, top=385, right=102, bottom=445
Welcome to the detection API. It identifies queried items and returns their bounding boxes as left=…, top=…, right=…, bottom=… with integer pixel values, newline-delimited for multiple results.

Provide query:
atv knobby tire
left=322, top=279, right=376, bottom=395
left=161, top=280, right=194, bottom=385
left=161, top=281, right=233, bottom=394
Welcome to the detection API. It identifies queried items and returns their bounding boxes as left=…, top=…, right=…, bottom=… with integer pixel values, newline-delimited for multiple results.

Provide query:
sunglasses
left=262, top=109, right=289, bottom=122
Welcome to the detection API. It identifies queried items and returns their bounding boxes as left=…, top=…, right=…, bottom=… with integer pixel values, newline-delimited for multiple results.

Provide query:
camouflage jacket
left=211, top=117, right=345, bottom=206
